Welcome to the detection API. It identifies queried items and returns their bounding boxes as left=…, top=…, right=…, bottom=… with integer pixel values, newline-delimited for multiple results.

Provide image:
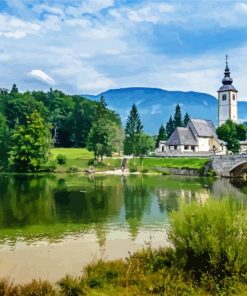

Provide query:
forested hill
left=85, top=87, right=247, bottom=134
left=0, top=87, right=120, bottom=148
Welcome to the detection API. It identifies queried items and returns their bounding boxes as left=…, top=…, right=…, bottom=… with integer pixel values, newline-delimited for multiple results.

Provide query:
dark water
left=0, top=173, right=246, bottom=244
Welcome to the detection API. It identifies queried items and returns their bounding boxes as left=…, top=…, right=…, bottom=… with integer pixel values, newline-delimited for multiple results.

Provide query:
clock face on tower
left=218, top=56, right=238, bottom=127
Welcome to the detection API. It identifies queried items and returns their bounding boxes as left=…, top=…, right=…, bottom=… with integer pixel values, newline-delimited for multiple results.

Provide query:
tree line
left=0, top=85, right=121, bottom=171
left=155, top=104, right=190, bottom=148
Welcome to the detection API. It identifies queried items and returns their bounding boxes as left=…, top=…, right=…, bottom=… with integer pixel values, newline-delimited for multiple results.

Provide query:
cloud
left=151, top=104, right=162, bottom=115
left=28, top=70, right=55, bottom=85
left=110, top=2, right=175, bottom=24
left=66, top=0, right=114, bottom=16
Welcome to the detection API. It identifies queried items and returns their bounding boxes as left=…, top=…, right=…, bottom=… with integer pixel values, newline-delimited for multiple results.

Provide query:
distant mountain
left=84, top=87, right=247, bottom=134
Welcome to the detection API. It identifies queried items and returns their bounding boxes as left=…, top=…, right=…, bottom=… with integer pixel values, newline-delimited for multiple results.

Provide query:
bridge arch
left=229, top=160, right=247, bottom=177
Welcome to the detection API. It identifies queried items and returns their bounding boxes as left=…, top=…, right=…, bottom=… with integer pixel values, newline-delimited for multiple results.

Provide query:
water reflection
left=0, top=174, right=246, bottom=245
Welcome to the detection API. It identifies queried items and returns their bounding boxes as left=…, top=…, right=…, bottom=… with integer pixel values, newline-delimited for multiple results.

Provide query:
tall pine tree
left=183, top=112, right=190, bottom=126
left=124, top=104, right=143, bottom=162
left=166, top=116, right=175, bottom=138
left=173, top=104, right=183, bottom=128
left=156, top=124, right=167, bottom=148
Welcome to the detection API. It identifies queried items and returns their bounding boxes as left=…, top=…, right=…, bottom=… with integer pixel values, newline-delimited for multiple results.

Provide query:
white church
left=156, top=56, right=246, bottom=156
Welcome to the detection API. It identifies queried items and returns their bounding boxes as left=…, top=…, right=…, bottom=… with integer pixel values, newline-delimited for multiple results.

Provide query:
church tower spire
left=218, top=55, right=238, bottom=126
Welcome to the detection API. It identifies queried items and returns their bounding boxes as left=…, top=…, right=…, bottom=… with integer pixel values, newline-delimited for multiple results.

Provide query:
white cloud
left=110, top=2, right=175, bottom=24
left=66, top=0, right=114, bottom=16
left=151, top=104, right=162, bottom=115
left=29, top=70, right=55, bottom=85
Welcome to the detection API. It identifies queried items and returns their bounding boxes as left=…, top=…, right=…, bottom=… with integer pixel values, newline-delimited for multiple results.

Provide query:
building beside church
left=157, top=118, right=225, bottom=155
left=156, top=56, right=238, bottom=156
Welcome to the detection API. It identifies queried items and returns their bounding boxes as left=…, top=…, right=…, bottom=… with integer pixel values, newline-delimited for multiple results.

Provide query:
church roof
left=167, top=127, right=197, bottom=146
left=218, top=55, right=238, bottom=92
left=189, top=119, right=216, bottom=137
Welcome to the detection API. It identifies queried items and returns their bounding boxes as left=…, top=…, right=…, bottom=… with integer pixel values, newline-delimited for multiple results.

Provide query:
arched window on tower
left=222, top=94, right=227, bottom=101
left=232, top=94, right=236, bottom=100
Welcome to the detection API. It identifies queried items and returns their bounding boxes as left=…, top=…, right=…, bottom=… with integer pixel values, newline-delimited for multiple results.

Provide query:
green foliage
left=173, top=103, right=183, bottom=128
left=183, top=112, right=190, bottom=126
left=217, top=120, right=247, bottom=153
left=124, top=104, right=143, bottom=158
left=166, top=116, right=175, bottom=138
left=0, top=86, right=120, bottom=151
left=56, top=154, right=67, bottom=165
left=155, top=124, right=167, bottom=148
left=166, top=106, right=190, bottom=138
left=9, top=110, right=52, bottom=172
left=58, top=275, right=86, bottom=295
left=87, top=97, right=122, bottom=160
left=169, top=199, right=247, bottom=282
left=0, top=113, right=10, bottom=167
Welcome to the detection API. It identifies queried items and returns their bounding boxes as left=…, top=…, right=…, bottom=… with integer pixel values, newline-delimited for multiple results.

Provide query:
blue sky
left=1, top=0, right=247, bottom=99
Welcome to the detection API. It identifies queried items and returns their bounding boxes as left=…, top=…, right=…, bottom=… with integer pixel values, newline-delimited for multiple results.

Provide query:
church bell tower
left=218, top=55, right=238, bottom=127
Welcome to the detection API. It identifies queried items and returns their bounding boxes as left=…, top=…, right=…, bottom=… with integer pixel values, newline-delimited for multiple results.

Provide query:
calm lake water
left=0, top=173, right=246, bottom=283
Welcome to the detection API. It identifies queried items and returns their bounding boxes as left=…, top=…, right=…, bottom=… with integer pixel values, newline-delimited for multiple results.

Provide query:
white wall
left=198, top=137, right=210, bottom=152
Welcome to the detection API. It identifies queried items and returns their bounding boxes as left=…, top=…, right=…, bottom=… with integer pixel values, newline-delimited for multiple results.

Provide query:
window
left=184, top=145, right=189, bottom=150
left=174, top=146, right=177, bottom=150
left=232, top=94, right=236, bottom=100
left=222, top=94, right=227, bottom=101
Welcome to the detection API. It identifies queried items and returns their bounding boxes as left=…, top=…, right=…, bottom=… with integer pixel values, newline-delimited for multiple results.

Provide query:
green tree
left=0, top=114, right=10, bottom=167
left=124, top=104, right=143, bottom=163
left=155, top=124, right=167, bottom=148
left=216, top=120, right=245, bottom=153
left=183, top=112, right=190, bottom=126
left=139, top=133, right=155, bottom=168
left=236, top=123, right=247, bottom=141
left=10, top=84, right=18, bottom=95
left=9, top=110, right=52, bottom=171
left=173, top=104, right=183, bottom=128
left=87, top=98, right=121, bottom=160
left=166, top=116, right=175, bottom=138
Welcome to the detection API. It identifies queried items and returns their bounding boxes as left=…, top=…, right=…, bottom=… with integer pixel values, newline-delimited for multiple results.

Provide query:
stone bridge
left=210, top=154, right=247, bottom=177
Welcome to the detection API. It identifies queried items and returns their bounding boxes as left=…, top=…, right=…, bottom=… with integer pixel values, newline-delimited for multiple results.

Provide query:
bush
left=141, top=169, right=149, bottom=173
left=66, top=166, right=79, bottom=173
left=58, top=275, right=86, bottom=295
left=169, top=199, right=247, bottom=282
left=129, top=168, right=137, bottom=173
left=56, top=154, right=67, bottom=165
left=39, top=161, right=57, bottom=172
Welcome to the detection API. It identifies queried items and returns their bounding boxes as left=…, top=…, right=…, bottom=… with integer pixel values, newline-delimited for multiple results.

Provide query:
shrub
left=19, top=279, right=56, bottom=295
left=169, top=199, right=247, bottom=282
left=56, top=154, right=67, bottom=165
left=66, top=166, right=79, bottom=173
left=129, top=168, right=137, bottom=173
left=39, top=161, right=57, bottom=172
left=141, top=169, right=149, bottom=173
left=58, top=275, right=86, bottom=295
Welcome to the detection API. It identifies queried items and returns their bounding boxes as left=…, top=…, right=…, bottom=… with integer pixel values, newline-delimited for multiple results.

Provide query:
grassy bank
left=1, top=198, right=247, bottom=295
left=50, top=148, right=121, bottom=173
left=49, top=148, right=208, bottom=174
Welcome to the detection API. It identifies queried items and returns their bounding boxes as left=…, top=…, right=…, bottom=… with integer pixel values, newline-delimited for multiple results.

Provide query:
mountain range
left=84, top=87, right=247, bottom=134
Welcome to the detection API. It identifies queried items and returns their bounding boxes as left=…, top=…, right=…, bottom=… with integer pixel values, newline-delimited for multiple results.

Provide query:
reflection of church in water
left=156, top=56, right=247, bottom=155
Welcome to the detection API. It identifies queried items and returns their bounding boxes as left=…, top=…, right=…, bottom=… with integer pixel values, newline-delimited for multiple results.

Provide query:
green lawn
left=128, top=157, right=208, bottom=170
left=49, top=148, right=208, bottom=173
left=50, top=148, right=121, bottom=172
left=50, top=148, right=94, bottom=160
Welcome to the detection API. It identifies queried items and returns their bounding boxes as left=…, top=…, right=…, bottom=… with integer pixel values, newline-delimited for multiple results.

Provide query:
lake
left=0, top=173, right=246, bottom=283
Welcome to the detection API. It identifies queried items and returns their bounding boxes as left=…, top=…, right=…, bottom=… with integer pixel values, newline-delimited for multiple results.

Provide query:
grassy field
left=49, top=148, right=208, bottom=173
left=128, top=157, right=208, bottom=172
left=50, top=148, right=121, bottom=172
left=50, top=148, right=94, bottom=160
